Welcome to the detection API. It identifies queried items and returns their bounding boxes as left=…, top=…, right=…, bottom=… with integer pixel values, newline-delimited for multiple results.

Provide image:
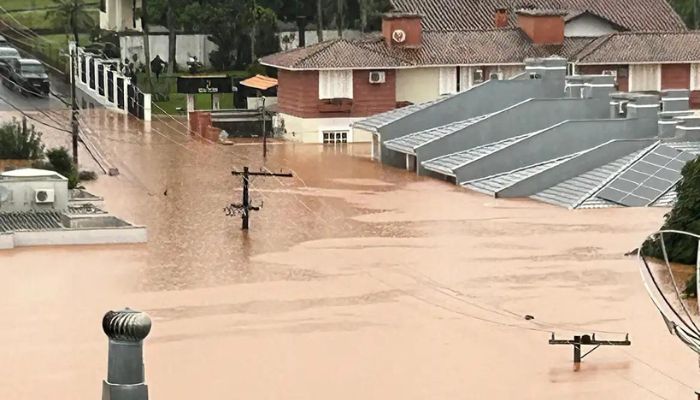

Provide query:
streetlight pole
left=70, top=45, right=79, bottom=166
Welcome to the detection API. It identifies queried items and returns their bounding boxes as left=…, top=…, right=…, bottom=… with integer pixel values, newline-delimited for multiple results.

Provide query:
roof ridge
left=351, top=40, right=414, bottom=66
left=573, top=33, right=615, bottom=62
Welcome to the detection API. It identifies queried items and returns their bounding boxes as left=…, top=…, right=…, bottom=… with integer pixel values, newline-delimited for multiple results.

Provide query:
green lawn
left=2, top=0, right=98, bottom=11
left=3, top=8, right=99, bottom=31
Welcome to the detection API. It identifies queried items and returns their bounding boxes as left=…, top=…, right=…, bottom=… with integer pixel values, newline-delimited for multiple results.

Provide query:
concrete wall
left=564, top=15, right=617, bottom=37
left=278, top=30, right=363, bottom=50
left=413, top=97, right=610, bottom=173
left=453, top=116, right=659, bottom=183
left=120, top=34, right=218, bottom=68
left=9, top=227, right=147, bottom=249
left=276, top=113, right=370, bottom=143
left=497, top=139, right=656, bottom=197
left=100, top=0, right=142, bottom=31
left=396, top=68, right=441, bottom=104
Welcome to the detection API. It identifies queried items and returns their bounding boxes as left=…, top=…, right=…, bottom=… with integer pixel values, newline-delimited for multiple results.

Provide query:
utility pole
left=70, top=46, right=79, bottom=165
left=261, top=95, right=267, bottom=158
left=226, top=167, right=293, bottom=230
left=549, top=333, right=630, bottom=364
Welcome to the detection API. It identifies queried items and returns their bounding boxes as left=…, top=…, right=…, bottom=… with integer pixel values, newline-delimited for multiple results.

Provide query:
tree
left=642, top=156, right=700, bottom=295
left=46, top=0, right=95, bottom=46
left=0, top=118, right=44, bottom=160
left=137, top=1, right=155, bottom=94
left=45, top=147, right=79, bottom=189
left=669, top=0, right=700, bottom=28
left=317, top=0, right=324, bottom=41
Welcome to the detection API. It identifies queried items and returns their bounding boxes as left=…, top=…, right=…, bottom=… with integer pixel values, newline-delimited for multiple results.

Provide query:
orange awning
left=240, top=74, right=278, bottom=90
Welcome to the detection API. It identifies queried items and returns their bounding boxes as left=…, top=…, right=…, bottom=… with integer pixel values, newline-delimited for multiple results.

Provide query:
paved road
left=0, top=72, right=70, bottom=112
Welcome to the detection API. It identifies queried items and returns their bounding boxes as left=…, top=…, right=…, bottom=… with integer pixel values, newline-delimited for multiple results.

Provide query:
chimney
left=296, top=16, right=307, bottom=47
left=494, top=8, right=508, bottom=28
left=382, top=12, right=422, bottom=48
left=516, top=9, right=566, bottom=45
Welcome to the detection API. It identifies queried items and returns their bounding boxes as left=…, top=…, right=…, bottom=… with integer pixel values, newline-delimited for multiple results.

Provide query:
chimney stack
left=102, top=308, right=152, bottom=400
left=516, top=9, right=566, bottom=45
left=381, top=12, right=423, bottom=48
left=296, top=16, right=307, bottom=47
left=494, top=8, right=509, bottom=28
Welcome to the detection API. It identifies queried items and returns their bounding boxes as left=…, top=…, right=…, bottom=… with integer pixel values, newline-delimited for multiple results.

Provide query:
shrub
left=78, top=170, right=97, bottom=181
left=642, top=157, right=700, bottom=295
left=44, top=147, right=79, bottom=189
left=0, top=118, right=45, bottom=160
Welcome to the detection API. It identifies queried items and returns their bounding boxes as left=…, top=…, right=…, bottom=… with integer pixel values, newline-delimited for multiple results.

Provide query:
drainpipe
left=102, top=308, right=152, bottom=400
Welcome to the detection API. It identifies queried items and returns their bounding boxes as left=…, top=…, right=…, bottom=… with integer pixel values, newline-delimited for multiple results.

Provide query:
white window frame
left=438, top=67, right=457, bottom=95
left=628, top=64, right=661, bottom=92
left=319, top=70, right=353, bottom=99
left=691, top=64, right=700, bottom=90
left=321, top=130, right=349, bottom=144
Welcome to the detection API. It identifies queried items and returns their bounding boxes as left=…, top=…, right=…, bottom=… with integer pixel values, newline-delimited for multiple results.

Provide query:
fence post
left=101, top=308, right=152, bottom=400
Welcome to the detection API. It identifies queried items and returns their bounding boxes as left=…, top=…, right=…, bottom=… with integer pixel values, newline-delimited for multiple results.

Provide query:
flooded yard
left=1, top=111, right=697, bottom=399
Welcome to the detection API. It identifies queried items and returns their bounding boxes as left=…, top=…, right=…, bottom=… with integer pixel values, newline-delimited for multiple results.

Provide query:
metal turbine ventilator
left=638, top=230, right=700, bottom=353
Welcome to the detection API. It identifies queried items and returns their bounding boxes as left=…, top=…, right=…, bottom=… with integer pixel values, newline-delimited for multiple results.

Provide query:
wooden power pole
left=227, top=167, right=293, bottom=230
left=549, top=333, right=630, bottom=363
left=70, top=47, right=79, bottom=165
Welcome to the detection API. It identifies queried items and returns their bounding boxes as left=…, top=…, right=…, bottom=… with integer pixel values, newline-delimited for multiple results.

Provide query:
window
left=629, top=64, right=660, bottom=91
left=322, top=131, right=348, bottom=143
left=319, top=70, right=353, bottom=99
left=438, top=67, right=457, bottom=95
left=473, top=68, right=484, bottom=84
left=691, top=64, right=700, bottom=90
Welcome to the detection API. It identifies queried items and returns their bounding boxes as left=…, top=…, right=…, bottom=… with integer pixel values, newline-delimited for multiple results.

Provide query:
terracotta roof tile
left=575, top=31, right=700, bottom=63
left=261, top=31, right=596, bottom=69
left=390, top=0, right=686, bottom=32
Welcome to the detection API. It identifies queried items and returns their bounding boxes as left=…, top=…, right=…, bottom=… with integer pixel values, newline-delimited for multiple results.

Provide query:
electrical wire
left=0, top=5, right=51, bottom=43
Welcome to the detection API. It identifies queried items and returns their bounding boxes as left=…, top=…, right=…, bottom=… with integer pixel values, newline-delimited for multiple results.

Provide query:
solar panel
left=597, top=145, right=697, bottom=207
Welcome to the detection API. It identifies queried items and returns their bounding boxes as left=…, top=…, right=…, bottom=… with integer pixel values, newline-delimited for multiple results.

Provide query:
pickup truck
left=3, top=58, right=50, bottom=97
left=0, top=46, right=20, bottom=77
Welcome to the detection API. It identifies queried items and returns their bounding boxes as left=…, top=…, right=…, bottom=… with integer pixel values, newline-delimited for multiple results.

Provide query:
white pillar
left=85, top=55, right=92, bottom=89
left=123, top=76, right=129, bottom=113
left=143, top=93, right=152, bottom=121
left=103, top=64, right=109, bottom=100
left=113, top=71, right=119, bottom=106
left=212, top=94, right=221, bottom=110
left=93, top=60, right=100, bottom=92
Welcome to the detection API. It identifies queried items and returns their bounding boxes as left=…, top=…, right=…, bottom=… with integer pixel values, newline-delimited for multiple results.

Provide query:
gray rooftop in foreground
left=422, top=131, right=537, bottom=176
left=530, top=141, right=700, bottom=209
left=353, top=97, right=446, bottom=132
left=463, top=152, right=583, bottom=196
left=0, top=211, right=62, bottom=232
left=384, top=114, right=492, bottom=155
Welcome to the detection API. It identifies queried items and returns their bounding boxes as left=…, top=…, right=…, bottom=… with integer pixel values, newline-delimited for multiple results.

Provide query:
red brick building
left=261, top=0, right=696, bottom=143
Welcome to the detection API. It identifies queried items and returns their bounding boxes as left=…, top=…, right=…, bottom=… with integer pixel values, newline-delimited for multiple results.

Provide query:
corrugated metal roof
left=422, top=131, right=537, bottom=176
left=531, top=147, right=651, bottom=209
left=353, top=98, right=445, bottom=132
left=462, top=153, right=581, bottom=196
left=0, top=211, right=63, bottom=233
left=383, top=114, right=491, bottom=155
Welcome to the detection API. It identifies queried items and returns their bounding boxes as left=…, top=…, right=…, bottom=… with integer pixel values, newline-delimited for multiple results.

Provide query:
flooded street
left=1, top=111, right=698, bottom=399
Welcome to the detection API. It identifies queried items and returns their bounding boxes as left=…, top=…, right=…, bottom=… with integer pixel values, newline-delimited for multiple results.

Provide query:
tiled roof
left=463, top=152, right=581, bottom=195
left=0, top=211, right=63, bottom=233
left=353, top=97, right=446, bottom=131
left=261, top=31, right=594, bottom=69
left=383, top=114, right=492, bottom=154
left=575, top=32, right=700, bottom=64
left=390, top=0, right=686, bottom=32
left=422, top=131, right=538, bottom=176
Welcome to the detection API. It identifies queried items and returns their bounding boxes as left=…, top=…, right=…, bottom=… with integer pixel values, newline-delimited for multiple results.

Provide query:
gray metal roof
left=422, top=131, right=537, bottom=176
left=383, top=114, right=491, bottom=155
left=0, top=211, right=63, bottom=233
left=353, top=97, right=445, bottom=132
left=531, top=146, right=651, bottom=209
left=462, top=153, right=581, bottom=196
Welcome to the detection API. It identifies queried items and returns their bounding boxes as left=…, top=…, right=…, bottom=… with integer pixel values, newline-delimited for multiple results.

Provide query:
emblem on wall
left=392, top=29, right=406, bottom=43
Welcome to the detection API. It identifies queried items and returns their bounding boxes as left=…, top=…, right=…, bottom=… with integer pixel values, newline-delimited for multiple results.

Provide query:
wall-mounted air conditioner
left=369, top=71, right=386, bottom=84
left=34, top=189, right=55, bottom=204
left=489, top=72, right=504, bottom=80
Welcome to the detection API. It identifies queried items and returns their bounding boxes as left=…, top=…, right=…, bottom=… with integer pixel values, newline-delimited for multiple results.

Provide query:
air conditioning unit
left=489, top=72, right=504, bottom=80
left=369, top=71, right=386, bottom=84
left=34, top=189, right=55, bottom=204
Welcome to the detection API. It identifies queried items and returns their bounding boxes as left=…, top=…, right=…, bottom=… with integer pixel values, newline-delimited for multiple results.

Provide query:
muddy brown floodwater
left=1, top=111, right=698, bottom=399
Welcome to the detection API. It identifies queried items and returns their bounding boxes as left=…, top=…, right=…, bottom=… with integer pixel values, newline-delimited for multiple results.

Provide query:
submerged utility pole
left=227, top=167, right=293, bottom=230
left=261, top=95, right=267, bottom=158
left=549, top=333, right=630, bottom=364
left=101, top=308, right=152, bottom=400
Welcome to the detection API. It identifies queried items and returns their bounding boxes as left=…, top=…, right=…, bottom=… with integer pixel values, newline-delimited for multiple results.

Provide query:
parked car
left=4, top=58, right=50, bottom=97
left=0, top=47, right=20, bottom=77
